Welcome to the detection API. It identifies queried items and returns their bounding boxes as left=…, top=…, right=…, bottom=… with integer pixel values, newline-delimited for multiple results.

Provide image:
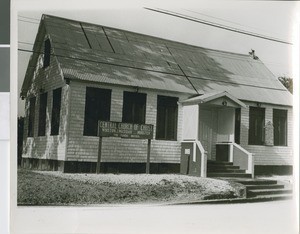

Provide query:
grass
left=17, top=169, right=245, bottom=205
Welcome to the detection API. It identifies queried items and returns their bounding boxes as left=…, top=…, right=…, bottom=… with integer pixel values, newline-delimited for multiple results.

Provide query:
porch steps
left=245, top=184, right=284, bottom=190
left=207, top=161, right=234, bottom=166
left=208, top=172, right=252, bottom=178
left=234, top=179, right=277, bottom=185
left=207, top=168, right=246, bottom=173
left=207, top=161, right=293, bottom=201
left=247, top=188, right=292, bottom=197
left=225, top=178, right=293, bottom=201
left=207, top=160, right=252, bottom=178
left=207, top=165, right=240, bottom=169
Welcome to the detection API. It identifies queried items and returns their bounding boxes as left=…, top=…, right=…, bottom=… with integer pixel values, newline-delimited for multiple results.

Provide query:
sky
left=15, top=0, right=300, bottom=116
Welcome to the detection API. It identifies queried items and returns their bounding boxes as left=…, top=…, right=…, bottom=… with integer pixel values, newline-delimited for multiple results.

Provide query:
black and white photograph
left=9, top=0, right=299, bottom=233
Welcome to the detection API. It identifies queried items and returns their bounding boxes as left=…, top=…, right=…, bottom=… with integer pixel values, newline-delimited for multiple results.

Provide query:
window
left=27, top=97, right=36, bottom=137
left=38, top=92, right=47, bottom=136
left=84, top=87, right=111, bottom=136
left=273, top=109, right=287, bottom=146
left=43, top=38, right=51, bottom=68
left=122, top=92, right=146, bottom=124
left=51, top=88, right=62, bottom=135
left=248, top=107, right=265, bottom=145
left=234, top=108, right=241, bottom=144
left=156, top=95, right=178, bottom=140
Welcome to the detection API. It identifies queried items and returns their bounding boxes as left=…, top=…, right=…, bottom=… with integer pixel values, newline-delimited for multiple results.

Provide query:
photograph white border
left=10, top=1, right=300, bottom=233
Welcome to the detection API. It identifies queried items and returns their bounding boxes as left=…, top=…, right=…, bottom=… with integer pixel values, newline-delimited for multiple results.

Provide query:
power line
left=18, top=47, right=287, bottom=91
left=144, top=7, right=292, bottom=45
left=18, top=41, right=34, bottom=46
left=19, top=15, right=40, bottom=21
left=18, top=19, right=39, bottom=25
left=19, top=34, right=291, bottom=68
left=183, top=9, right=284, bottom=38
left=18, top=39, right=291, bottom=69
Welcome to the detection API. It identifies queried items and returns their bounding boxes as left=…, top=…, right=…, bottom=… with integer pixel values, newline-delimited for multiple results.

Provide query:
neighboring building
left=21, top=15, right=293, bottom=175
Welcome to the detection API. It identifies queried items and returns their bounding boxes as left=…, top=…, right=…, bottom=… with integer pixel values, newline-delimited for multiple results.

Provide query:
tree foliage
left=278, top=76, right=293, bottom=94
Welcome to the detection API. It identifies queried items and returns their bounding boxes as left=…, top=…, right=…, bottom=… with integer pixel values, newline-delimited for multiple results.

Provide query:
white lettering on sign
left=98, top=121, right=153, bottom=139
left=184, top=149, right=190, bottom=154
left=119, top=123, right=132, bottom=129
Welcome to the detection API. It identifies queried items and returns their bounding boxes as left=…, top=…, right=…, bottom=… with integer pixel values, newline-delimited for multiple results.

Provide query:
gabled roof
left=21, top=14, right=293, bottom=106
left=180, top=91, right=247, bottom=108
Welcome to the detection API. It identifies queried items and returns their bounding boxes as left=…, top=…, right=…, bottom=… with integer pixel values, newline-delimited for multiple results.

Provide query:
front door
left=199, top=109, right=213, bottom=160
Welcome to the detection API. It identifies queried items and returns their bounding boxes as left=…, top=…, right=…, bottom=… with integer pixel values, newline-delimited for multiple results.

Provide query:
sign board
left=98, top=121, right=154, bottom=139
left=97, top=121, right=153, bottom=174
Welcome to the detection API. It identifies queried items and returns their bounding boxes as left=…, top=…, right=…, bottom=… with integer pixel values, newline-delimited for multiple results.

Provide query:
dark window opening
left=51, top=88, right=62, bottom=135
left=248, top=107, right=265, bottom=145
left=84, top=87, right=111, bottom=136
left=156, top=95, right=178, bottom=140
left=43, top=38, right=51, bottom=68
left=122, top=92, right=146, bottom=124
left=38, top=92, right=47, bottom=136
left=234, top=108, right=241, bottom=144
left=27, top=97, right=36, bottom=137
left=273, top=109, right=288, bottom=146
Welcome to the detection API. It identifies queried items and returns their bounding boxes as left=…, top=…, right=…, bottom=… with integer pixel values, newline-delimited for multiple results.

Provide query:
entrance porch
left=180, top=91, right=254, bottom=178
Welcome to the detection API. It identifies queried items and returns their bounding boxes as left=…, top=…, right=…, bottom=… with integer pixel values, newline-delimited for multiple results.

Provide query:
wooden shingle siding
left=66, top=81, right=187, bottom=164
left=240, top=101, right=293, bottom=166
left=22, top=34, right=69, bottom=161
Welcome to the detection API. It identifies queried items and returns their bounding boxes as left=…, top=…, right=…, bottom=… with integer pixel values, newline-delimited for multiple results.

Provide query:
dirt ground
left=17, top=169, right=245, bottom=205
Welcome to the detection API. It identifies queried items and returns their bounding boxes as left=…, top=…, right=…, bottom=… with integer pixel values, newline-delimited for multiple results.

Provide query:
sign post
left=96, top=136, right=102, bottom=174
left=146, top=139, right=151, bottom=174
left=97, top=121, right=153, bottom=174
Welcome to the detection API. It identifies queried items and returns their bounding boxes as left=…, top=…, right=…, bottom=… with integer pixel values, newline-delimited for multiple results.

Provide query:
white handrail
left=195, top=141, right=206, bottom=155
left=182, top=140, right=207, bottom=177
left=232, top=143, right=254, bottom=177
left=195, top=140, right=207, bottom=177
left=231, top=142, right=252, bottom=155
left=216, top=142, right=254, bottom=178
left=182, top=140, right=206, bottom=155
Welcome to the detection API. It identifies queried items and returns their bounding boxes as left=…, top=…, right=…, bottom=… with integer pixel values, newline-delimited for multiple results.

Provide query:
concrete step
left=207, top=165, right=240, bottom=169
left=248, top=188, right=293, bottom=197
left=207, top=161, right=233, bottom=166
left=234, top=179, right=278, bottom=185
left=246, top=184, right=285, bottom=190
left=207, top=168, right=246, bottom=173
left=173, top=194, right=293, bottom=205
left=249, top=194, right=293, bottom=201
left=207, top=172, right=252, bottom=178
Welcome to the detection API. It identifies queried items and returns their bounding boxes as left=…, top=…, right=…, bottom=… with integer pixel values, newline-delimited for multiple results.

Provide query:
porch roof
left=180, top=91, right=247, bottom=108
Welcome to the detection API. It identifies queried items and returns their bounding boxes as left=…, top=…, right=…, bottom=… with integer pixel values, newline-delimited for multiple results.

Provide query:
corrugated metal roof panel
left=60, top=57, right=196, bottom=94
left=189, top=77, right=292, bottom=106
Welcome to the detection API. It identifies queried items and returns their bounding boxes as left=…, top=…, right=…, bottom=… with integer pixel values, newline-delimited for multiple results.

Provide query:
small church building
left=21, top=15, right=293, bottom=176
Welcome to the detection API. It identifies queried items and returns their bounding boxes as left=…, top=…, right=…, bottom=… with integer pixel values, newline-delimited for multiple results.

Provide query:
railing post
left=229, top=143, right=233, bottom=163
left=250, top=153, right=255, bottom=178
left=201, top=151, right=207, bottom=177
left=193, top=142, right=196, bottom=162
